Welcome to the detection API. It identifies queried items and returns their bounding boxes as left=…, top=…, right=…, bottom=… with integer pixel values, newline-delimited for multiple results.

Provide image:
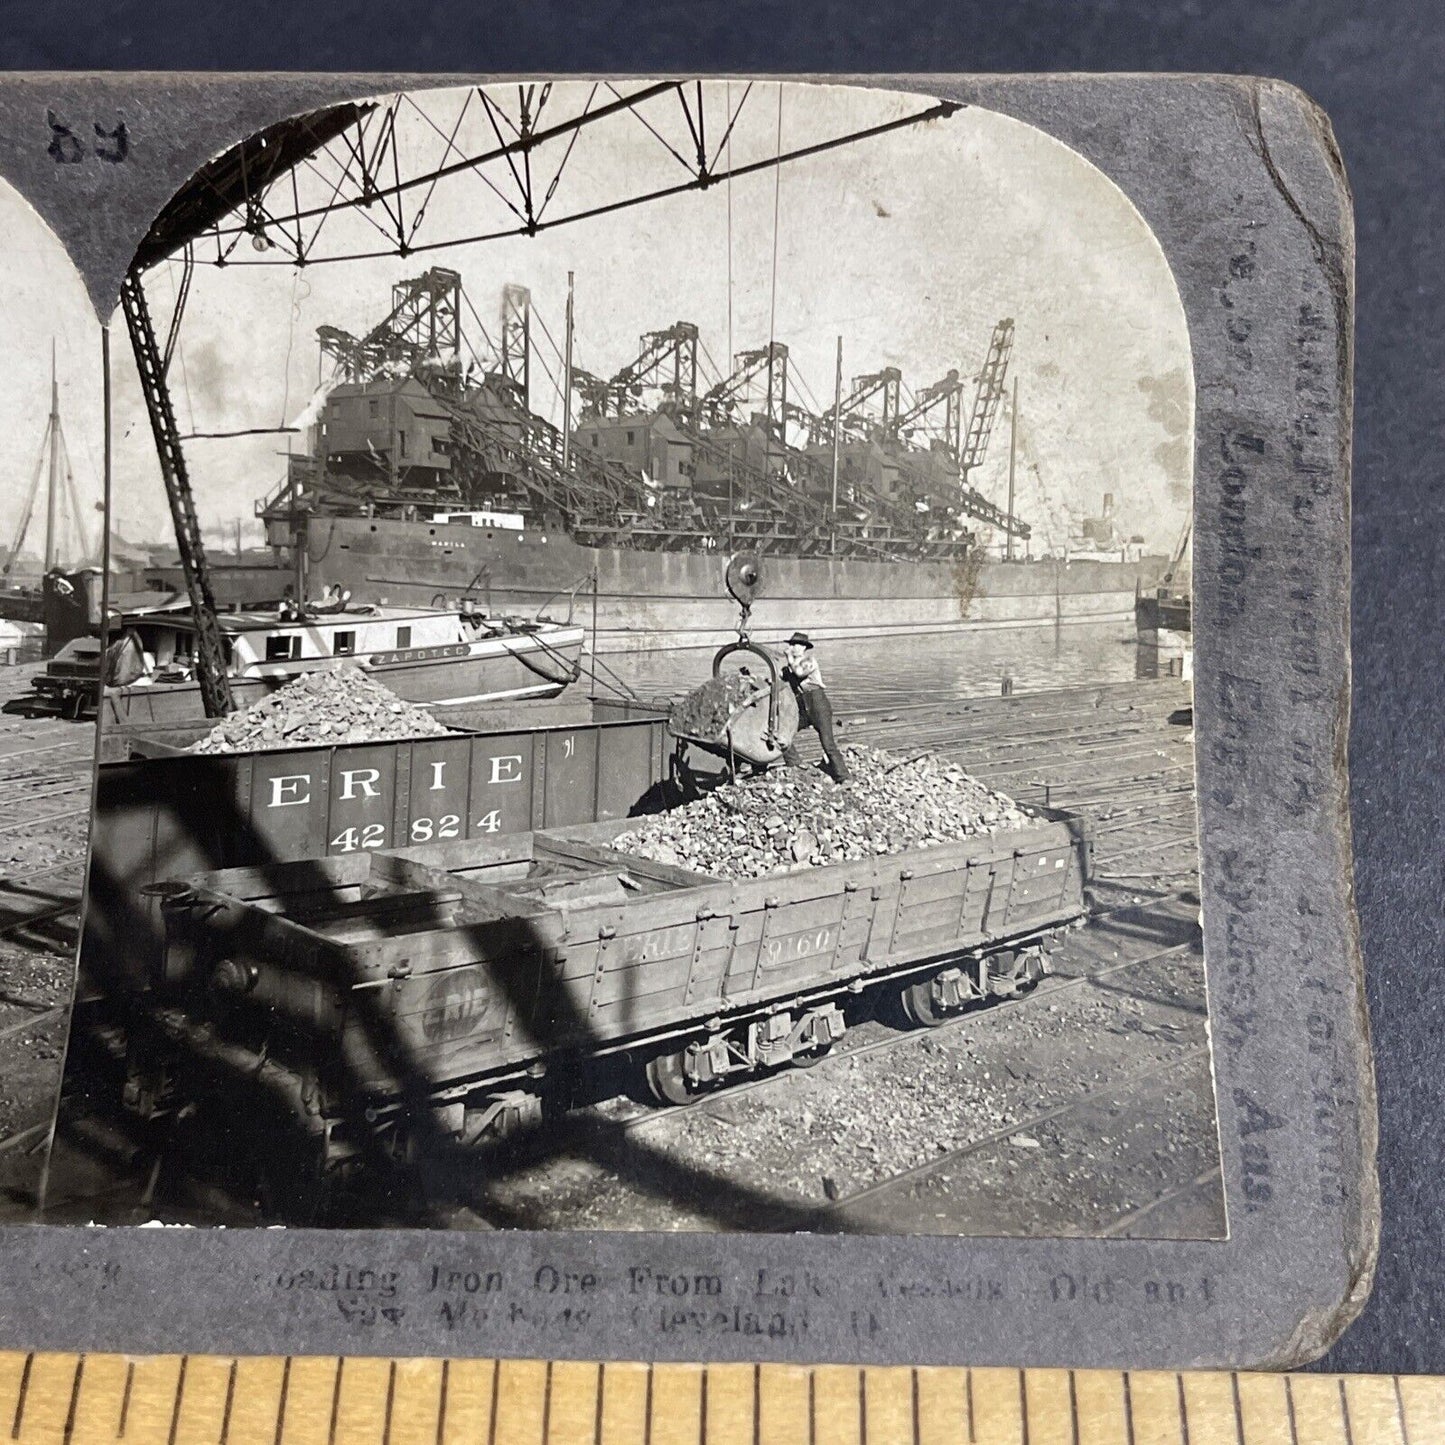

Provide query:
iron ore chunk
left=668, top=672, right=767, bottom=741
left=188, top=666, right=452, bottom=754
left=612, top=745, right=1031, bottom=879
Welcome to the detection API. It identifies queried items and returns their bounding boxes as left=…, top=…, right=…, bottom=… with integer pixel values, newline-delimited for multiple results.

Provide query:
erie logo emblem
left=420, top=971, right=494, bottom=1043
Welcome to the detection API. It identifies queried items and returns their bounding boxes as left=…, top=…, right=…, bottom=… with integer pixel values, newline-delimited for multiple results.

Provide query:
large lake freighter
left=242, top=269, right=1165, bottom=655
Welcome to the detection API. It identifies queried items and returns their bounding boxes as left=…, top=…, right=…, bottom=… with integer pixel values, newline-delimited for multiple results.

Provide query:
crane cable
left=725, top=80, right=733, bottom=371
left=767, top=84, right=783, bottom=358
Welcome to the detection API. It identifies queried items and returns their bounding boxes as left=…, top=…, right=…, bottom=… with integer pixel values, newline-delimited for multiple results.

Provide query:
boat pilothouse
left=33, top=591, right=586, bottom=724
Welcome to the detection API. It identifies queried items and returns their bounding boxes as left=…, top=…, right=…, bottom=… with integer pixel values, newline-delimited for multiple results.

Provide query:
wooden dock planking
left=827, top=678, right=1199, bottom=889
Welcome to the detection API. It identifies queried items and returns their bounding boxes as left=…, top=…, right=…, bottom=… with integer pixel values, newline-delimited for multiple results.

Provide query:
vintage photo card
left=0, top=74, right=1368, bottom=1369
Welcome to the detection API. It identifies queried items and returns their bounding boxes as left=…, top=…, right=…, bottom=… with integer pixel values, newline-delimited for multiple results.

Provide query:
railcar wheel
left=898, top=977, right=948, bottom=1028
left=645, top=1050, right=695, bottom=1106
left=1017, top=948, right=1048, bottom=991
left=791, top=1041, right=835, bottom=1068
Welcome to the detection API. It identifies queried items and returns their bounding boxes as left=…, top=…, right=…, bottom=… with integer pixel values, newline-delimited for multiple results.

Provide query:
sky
left=0, top=80, right=1193, bottom=560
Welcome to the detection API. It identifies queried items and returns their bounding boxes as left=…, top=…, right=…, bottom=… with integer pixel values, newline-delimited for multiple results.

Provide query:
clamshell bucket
left=668, top=641, right=799, bottom=766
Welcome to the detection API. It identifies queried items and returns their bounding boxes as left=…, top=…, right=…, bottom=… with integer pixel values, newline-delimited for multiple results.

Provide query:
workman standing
left=778, top=631, right=852, bottom=783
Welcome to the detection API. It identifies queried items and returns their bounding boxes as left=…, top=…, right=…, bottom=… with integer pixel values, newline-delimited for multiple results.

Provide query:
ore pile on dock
left=189, top=667, right=451, bottom=753
left=612, top=745, right=1030, bottom=879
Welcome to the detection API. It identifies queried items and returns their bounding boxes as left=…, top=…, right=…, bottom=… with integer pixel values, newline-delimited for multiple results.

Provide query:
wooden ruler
left=0, top=1354, right=1439, bottom=1445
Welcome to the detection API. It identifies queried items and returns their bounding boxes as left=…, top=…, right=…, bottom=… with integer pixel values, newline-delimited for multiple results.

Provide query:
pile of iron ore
left=610, top=745, right=1032, bottom=878
left=189, top=667, right=451, bottom=753
left=667, top=672, right=767, bottom=740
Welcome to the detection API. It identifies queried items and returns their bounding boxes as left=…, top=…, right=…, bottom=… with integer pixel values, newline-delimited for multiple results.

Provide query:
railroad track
left=0, top=1004, right=68, bottom=1047
left=0, top=736, right=96, bottom=766
left=0, top=805, right=90, bottom=838
left=0, top=854, right=89, bottom=947
left=468, top=920, right=1212, bottom=1237
left=814, top=1043, right=1215, bottom=1233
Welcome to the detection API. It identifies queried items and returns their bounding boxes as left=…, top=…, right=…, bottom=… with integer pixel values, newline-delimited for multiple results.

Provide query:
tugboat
left=1135, top=519, right=1192, bottom=682
left=30, top=594, right=585, bottom=724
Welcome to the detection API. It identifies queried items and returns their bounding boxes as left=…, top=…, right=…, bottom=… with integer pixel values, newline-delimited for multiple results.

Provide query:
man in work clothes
left=778, top=631, right=852, bottom=783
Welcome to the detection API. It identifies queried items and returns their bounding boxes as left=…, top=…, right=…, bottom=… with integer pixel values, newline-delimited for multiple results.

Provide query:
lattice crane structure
left=117, top=83, right=974, bottom=713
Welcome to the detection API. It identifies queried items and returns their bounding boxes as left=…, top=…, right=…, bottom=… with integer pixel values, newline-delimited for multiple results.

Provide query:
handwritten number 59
left=47, top=109, right=128, bottom=164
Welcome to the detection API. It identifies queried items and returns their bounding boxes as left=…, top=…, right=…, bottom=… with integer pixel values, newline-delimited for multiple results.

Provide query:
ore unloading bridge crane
left=119, top=85, right=964, bottom=715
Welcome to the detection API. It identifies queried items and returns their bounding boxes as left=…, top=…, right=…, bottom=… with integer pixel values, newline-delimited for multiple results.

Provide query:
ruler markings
left=546, top=1363, right=596, bottom=1445
left=1395, top=1377, right=1445, bottom=1445
left=178, top=1357, right=235, bottom=1445
left=645, top=1361, right=700, bottom=1445
left=866, top=1367, right=914, bottom=1445
left=487, top=1359, right=501, bottom=1445
left=272, top=1358, right=291, bottom=1445
left=15, top=1354, right=84, bottom=1444
left=435, top=1359, right=448, bottom=1445
left=326, top=1361, right=343, bottom=1445
left=10, top=1352, right=33, bottom=1440
left=1130, top=1371, right=1186, bottom=1445
left=219, top=1360, right=235, bottom=1445
left=1392, top=1376, right=1410, bottom=1445
left=706, top=1365, right=752, bottom=1445
left=162, top=1357, right=183, bottom=1445
left=1344, top=1376, right=1409, bottom=1445
left=974, top=1368, right=1023, bottom=1445
left=1283, top=1377, right=1300, bottom=1445
left=120, top=1362, right=135, bottom=1441
left=59, top=1356, right=82, bottom=1445
left=3, top=1360, right=1445, bottom=1444
left=812, top=1366, right=856, bottom=1445
left=598, top=1362, right=645, bottom=1445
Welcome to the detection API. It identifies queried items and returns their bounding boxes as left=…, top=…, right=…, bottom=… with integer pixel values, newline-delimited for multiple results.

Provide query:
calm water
left=591, top=621, right=1142, bottom=710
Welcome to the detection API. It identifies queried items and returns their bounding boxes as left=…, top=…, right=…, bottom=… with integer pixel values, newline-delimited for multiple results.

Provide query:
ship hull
left=1134, top=594, right=1193, bottom=682
left=298, top=516, right=1169, bottom=655
left=76, top=625, right=586, bottom=727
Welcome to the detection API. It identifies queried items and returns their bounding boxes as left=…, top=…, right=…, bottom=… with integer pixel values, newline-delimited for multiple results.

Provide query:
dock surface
left=456, top=676, right=1218, bottom=1238
left=0, top=664, right=93, bottom=1205
left=25, top=675, right=1217, bottom=1239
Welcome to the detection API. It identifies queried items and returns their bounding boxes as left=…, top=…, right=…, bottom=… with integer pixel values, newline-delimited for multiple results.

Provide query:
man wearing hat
left=778, top=631, right=851, bottom=783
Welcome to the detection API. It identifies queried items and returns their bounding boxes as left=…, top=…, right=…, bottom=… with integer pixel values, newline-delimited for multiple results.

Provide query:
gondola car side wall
left=79, top=711, right=671, bottom=1000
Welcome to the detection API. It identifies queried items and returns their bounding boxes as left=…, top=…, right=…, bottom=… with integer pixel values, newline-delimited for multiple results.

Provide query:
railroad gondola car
left=123, top=805, right=1092, bottom=1210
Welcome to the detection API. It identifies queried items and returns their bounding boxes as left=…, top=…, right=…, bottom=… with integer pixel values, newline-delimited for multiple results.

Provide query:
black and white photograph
left=0, top=78, right=1215, bottom=1237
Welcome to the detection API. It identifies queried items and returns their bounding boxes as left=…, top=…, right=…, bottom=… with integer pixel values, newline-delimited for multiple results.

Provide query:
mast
left=562, top=271, right=574, bottom=471
left=44, top=343, right=60, bottom=573
left=1005, top=376, right=1018, bottom=563
left=830, top=336, right=843, bottom=539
